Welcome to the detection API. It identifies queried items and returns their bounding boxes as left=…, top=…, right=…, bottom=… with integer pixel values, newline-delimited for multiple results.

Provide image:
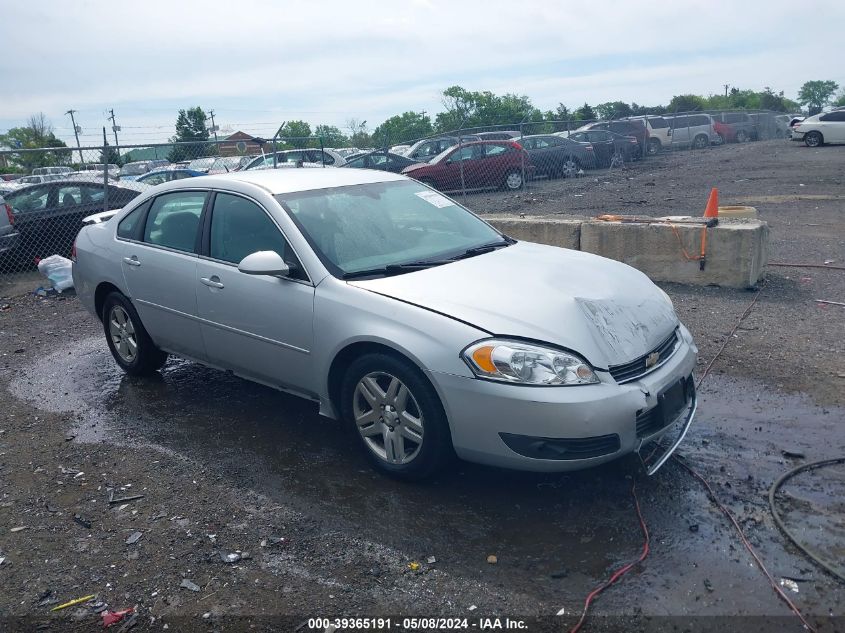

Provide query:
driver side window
left=209, top=193, right=306, bottom=280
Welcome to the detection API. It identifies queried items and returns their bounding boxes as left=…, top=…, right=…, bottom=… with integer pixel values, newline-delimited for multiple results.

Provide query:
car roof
left=176, top=167, right=405, bottom=195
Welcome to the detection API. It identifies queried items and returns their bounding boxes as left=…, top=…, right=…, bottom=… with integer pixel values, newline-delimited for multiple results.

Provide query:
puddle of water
left=9, top=335, right=845, bottom=614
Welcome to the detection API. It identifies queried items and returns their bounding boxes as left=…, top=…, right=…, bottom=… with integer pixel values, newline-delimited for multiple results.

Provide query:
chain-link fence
left=0, top=110, right=791, bottom=284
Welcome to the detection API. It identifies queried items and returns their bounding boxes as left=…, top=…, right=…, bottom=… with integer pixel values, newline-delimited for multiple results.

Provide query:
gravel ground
left=0, top=140, right=843, bottom=632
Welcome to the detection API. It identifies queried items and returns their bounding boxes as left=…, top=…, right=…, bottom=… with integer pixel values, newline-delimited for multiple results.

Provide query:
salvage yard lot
left=0, top=140, right=843, bottom=631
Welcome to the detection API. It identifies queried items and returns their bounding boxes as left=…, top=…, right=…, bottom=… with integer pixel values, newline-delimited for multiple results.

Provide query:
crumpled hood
left=349, top=241, right=678, bottom=368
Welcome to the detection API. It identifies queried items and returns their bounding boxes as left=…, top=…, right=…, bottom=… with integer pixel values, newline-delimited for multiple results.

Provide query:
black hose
left=768, top=457, right=845, bottom=583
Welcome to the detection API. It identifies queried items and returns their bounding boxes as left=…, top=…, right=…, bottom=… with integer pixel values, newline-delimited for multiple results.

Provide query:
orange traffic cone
left=703, top=188, right=719, bottom=218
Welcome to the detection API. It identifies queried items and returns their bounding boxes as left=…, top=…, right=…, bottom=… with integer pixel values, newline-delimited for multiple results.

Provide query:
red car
left=401, top=141, right=534, bottom=192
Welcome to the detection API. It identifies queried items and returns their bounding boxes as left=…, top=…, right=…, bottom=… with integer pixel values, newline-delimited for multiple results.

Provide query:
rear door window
left=143, top=191, right=206, bottom=252
left=820, top=111, right=845, bottom=121
left=647, top=117, right=668, bottom=128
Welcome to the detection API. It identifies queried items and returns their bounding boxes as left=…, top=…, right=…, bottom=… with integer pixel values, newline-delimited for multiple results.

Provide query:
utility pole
left=107, top=109, right=121, bottom=162
left=65, top=110, right=84, bottom=164
left=208, top=109, right=220, bottom=153
left=724, top=84, right=730, bottom=98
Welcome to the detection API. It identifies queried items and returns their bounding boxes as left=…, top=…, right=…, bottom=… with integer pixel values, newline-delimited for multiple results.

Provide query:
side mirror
left=238, top=251, right=290, bottom=277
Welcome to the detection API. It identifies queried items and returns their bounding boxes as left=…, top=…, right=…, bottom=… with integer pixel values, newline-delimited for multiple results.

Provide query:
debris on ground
left=50, top=594, right=97, bottom=611
left=780, top=578, right=800, bottom=593
left=220, top=552, right=240, bottom=564
left=73, top=515, right=92, bottom=529
left=426, top=556, right=436, bottom=564
left=10, top=526, right=28, bottom=533
left=37, top=255, right=74, bottom=292
left=125, top=531, right=143, bottom=545
left=407, top=561, right=421, bottom=572
left=102, top=607, right=134, bottom=627
left=180, top=579, right=200, bottom=592
left=781, top=450, right=806, bottom=459
left=703, top=579, right=714, bottom=592
left=487, top=555, right=498, bottom=564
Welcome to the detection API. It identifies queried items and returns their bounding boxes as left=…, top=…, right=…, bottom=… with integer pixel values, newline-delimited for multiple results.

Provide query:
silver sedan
left=72, top=169, right=698, bottom=479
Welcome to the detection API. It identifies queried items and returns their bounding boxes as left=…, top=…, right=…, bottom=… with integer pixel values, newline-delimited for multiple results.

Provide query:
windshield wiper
left=450, top=238, right=514, bottom=261
left=342, top=260, right=452, bottom=279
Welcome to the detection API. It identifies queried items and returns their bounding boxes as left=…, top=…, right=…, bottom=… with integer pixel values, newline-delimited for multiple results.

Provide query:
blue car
left=136, top=169, right=205, bottom=186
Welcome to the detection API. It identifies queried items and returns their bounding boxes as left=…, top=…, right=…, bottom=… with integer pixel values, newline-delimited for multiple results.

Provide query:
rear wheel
left=341, top=353, right=454, bottom=480
left=647, top=138, right=661, bottom=155
left=502, top=169, right=524, bottom=191
left=805, top=131, right=823, bottom=147
left=610, top=151, right=625, bottom=168
left=102, top=292, right=167, bottom=376
left=560, top=157, right=580, bottom=178
left=736, top=129, right=749, bottom=143
left=693, top=135, right=709, bottom=150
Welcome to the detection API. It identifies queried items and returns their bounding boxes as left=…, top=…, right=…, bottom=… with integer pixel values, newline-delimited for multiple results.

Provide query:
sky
left=1, top=0, right=843, bottom=147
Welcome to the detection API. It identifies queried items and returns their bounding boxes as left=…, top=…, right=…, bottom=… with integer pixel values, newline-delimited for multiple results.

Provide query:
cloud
left=1, top=0, right=843, bottom=143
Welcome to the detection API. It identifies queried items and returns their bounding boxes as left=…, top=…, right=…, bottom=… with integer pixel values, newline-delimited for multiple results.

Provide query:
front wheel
left=647, top=138, right=661, bottom=155
left=102, top=292, right=168, bottom=376
left=341, top=353, right=454, bottom=480
left=693, top=135, right=709, bottom=150
left=804, top=131, right=823, bottom=147
left=502, top=169, right=524, bottom=191
left=736, top=129, right=749, bottom=143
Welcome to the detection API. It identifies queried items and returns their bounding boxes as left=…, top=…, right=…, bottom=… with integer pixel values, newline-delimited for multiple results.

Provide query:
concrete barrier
left=484, top=215, right=583, bottom=250
left=482, top=214, right=768, bottom=288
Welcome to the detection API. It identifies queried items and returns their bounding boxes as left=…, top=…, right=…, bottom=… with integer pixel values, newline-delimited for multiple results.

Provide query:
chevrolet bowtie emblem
left=645, top=352, right=660, bottom=368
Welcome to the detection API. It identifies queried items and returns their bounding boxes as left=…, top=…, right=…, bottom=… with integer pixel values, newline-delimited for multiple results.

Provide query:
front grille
left=609, top=328, right=679, bottom=384
left=500, top=432, right=621, bottom=461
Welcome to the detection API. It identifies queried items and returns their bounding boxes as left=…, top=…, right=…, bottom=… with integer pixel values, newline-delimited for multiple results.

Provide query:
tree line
left=1, top=80, right=842, bottom=170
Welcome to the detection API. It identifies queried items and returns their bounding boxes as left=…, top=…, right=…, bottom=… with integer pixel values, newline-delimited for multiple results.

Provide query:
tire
left=736, top=130, right=749, bottom=143
left=804, top=131, right=823, bottom=148
left=102, top=292, right=168, bottom=376
left=559, top=157, right=580, bottom=178
left=341, top=353, right=454, bottom=480
left=610, top=151, right=624, bottom=168
left=693, top=135, right=709, bottom=150
left=647, top=138, right=661, bottom=155
left=502, top=169, right=524, bottom=191
left=715, top=133, right=725, bottom=145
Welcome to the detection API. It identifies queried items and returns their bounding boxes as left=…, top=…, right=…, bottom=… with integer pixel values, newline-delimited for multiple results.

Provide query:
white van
left=663, top=114, right=718, bottom=149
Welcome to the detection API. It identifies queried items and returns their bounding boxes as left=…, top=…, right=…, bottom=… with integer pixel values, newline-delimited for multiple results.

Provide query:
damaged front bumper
left=428, top=325, right=698, bottom=473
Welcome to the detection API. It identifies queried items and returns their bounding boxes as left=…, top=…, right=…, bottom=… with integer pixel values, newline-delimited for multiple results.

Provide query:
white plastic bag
left=37, top=255, right=74, bottom=292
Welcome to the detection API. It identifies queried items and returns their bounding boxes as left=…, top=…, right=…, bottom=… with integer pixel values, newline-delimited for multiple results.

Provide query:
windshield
left=120, top=162, right=149, bottom=175
left=210, top=156, right=244, bottom=170
left=277, top=180, right=506, bottom=277
left=188, top=157, right=215, bottom=171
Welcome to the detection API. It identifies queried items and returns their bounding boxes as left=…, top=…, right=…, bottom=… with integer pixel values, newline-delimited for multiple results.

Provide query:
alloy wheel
left=561, top=159, right=578, bottom=178
left=108, top=305, right=137, bottom=364
left=504, top=171, right=523, bottom=190
left=353, top=372, right=425, bottom=465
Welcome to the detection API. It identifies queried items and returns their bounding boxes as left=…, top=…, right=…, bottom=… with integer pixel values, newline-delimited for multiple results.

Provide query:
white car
left=791, top=110, right=845, bottom=146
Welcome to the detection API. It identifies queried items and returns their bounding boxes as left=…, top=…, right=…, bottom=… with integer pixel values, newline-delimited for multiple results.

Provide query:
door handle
left=122, top=256, right=141, bottom=267
left=200, top=276, right=224, bottom=289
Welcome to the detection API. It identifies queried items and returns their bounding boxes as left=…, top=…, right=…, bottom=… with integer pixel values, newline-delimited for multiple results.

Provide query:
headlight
left=462, top=339, right=599, bottom=386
